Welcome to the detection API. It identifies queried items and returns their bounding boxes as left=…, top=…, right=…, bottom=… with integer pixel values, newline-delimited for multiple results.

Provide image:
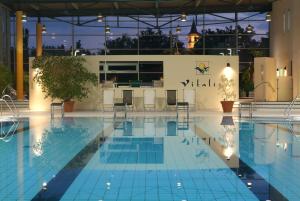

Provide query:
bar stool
left=176, top=102, right=189, bottom=119
left=113, top=103, right=127, bottom=119
left=51, top=102, right=64, bottom=118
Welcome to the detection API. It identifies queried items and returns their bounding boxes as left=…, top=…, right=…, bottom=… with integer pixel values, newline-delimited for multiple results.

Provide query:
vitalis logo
left=195, top=61, right=209, bottom=75
left=180, top=78, right=216, bottom=87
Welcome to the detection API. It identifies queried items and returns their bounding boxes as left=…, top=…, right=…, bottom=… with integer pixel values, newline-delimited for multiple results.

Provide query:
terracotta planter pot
left=64, top=101, right=75, bottom=112
left=221, top=101, right=234, bottom=113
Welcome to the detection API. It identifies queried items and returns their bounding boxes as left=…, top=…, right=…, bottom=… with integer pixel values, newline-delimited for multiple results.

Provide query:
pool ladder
left=284, top=94, right=300, bottom=120
left=0, top=94, right=19, bottom=142
left=0, top=120, right=19, bottom=142
left=0, top=94, right=19, bottom=119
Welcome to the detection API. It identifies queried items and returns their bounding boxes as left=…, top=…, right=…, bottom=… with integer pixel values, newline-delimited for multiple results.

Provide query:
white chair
left=144, top=89, right=156, bottom=111
left=183, top=89, right=196, bottom=110
left=103, top=89, right=114, bottom=111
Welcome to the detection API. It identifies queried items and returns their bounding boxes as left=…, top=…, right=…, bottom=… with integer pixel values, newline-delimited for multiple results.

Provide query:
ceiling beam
left=17, top=5, right=270, bottom=17
left=113, top=2, right=119, bottom=9
left=30, top=4, right=40, bottom=10
left=4, top=0, right=272, bottom=17
left=155, top=0, right=160, bottom=17
left=235, top=0, right=243, bottom=5
left=71, top=3, right=79, bottom=9
left=155, top=0, right=159, bottom=9
left=1, top=0, right=174, bottom=3
left=195, top=0, right=202, bottom=7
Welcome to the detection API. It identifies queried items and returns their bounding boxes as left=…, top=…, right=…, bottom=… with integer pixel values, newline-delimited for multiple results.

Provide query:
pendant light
left=105, top=25, right=111, bottom=34
left=176, top=25, right=181, bottom=34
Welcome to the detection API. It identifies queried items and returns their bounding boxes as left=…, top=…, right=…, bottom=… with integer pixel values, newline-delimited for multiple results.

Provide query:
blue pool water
left=0, top=116, right=299, bottom=201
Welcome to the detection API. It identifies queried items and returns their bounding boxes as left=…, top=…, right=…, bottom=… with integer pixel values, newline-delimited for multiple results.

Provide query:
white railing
left=0, top=94, right=19, bottom=119
left=284, top=94, right=300, bottom=119
left=0, top=120, right=19, bottom=142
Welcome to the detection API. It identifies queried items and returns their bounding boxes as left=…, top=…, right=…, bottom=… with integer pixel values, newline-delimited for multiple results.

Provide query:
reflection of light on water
left=284, top=142, right=288, bottom=151
left=106, top=182, right=111, bottom=190
left=276, top=141, right=288, bottom=151
left=222, top=124, right=235, bottom=160
left=42, top=181, right=47, bottom=190
left=31, top=120, right=47, bottom=157
left=32, top=142, right=43, bottom=157
left=247, top=182, right=252, bottom=188
left=223, top=146, right=234, bottom=160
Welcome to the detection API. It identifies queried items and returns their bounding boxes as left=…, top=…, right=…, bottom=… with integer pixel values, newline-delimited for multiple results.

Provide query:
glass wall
left=9, top=11, right=270, bottom=97
left=0, top=4, right=10, bottom=68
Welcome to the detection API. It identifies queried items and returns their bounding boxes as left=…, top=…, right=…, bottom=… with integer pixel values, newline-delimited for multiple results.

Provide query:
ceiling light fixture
left=105, top=25, right=111, bottom=34
left=22, top=13, right=27, bottom=22
left=97, top=13, right=104, bottom=22
left=246, top=24, right=254, bottom=33
left=180, top=13, right=187, bottom=22
left=266, top=12, right=271, bottom=22
left=176, top=25, right=181, bottom=34
left=42, top=25, right=47, bottom=34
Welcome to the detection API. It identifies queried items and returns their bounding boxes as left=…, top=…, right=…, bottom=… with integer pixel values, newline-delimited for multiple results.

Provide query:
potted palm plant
left=32, top=56, right=97, bottom=112
left=218, top=75, right=236, bottom=113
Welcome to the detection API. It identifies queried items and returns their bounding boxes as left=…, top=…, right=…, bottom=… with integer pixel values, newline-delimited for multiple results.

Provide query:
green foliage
left=240, top=67, right=254, bottom=97
left=32, top=56, right=97, bottom=101
left=24, top=72, right=29, bottom=97
left=218, top=75, right=236, bottom=101
left=0, top=64, right=12, bottom=93
left=103, top=29, right=185, bottom=55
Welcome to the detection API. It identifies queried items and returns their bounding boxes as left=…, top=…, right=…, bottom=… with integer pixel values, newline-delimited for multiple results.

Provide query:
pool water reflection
left=0, top=116, right=299, bottom=201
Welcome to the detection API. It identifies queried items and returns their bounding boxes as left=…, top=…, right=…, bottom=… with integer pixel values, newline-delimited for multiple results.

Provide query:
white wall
left=254, top=57, right=277, bottom=101
left=29, top=55, right=239, bottom=111
left=271, top=0, right=300, bottom=98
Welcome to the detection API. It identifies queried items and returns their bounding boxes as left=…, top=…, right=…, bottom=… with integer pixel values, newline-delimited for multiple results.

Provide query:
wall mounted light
left=22, top=13, right=27, bottom=22
left=246, top=24, right=254, bottom=33
left=223, top=62, right=233, bottom=79
left=176, top=25, right=181, bottom=34
left=42, top=24, right=47, bottom=34
left=180, top=13, right=187, bottom=22
left=266, top=12, right=271, bottom=22
left=105, top=25, right=111, bottom=34
left=277, top=67, right=287, bottom=77
left=97, top=13, right=104, bottom=22
left=284, top=67, right=287, bottom=76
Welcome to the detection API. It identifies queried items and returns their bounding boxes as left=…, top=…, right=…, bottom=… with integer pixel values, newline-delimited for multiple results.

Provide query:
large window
left=0, top=5, right=10, bottom=68
left=9, top=11, right=270, bottom=96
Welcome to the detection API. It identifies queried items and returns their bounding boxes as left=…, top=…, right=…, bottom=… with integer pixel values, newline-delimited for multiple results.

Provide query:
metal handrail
left=0, top=121, right=19, bottom=142
left=0, top=99, right=16, bottom=118
left=1, top=95, right=19, bottom=117
left=253, top=81, right=276, bottom=97
left=1, top=85, right=17, bottom=99
left=284, top=94, right=300, bottom=118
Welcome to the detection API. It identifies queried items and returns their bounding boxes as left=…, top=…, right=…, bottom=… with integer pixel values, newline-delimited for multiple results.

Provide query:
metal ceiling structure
left=1, top=0, right=273, bottom=17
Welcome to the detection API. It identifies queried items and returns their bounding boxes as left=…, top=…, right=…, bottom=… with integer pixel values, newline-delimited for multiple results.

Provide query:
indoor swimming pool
left=0, top=115, right=299, bottom=201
